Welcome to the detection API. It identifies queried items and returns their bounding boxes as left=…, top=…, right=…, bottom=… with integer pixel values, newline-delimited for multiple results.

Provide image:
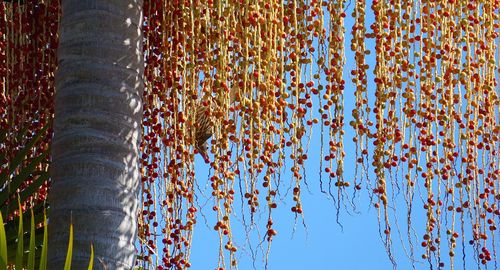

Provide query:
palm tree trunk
left=49, top=0, right=143, bottom=269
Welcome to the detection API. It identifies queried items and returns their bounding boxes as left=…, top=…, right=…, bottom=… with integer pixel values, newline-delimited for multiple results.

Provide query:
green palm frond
left=0, top=123, right=50, bottom=267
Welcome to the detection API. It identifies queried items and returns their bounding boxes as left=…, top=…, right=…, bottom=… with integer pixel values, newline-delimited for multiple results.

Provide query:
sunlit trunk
left=49, top=0, right=143, bottom=268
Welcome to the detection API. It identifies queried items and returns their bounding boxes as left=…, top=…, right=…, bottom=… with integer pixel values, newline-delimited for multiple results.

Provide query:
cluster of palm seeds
left=0, top=0, right=58, bottom=216
left=137, top=0, right=350, bottom=268
left=355, top=0, right=499, bottom=268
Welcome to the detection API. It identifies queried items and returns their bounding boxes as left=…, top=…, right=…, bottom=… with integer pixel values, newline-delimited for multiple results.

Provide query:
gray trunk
left=49, top=0, right=143, bottom=269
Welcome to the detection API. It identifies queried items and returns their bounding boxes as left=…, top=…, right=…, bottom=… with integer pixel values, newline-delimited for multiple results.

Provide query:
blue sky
left=189, top=170, right=410, bottom=270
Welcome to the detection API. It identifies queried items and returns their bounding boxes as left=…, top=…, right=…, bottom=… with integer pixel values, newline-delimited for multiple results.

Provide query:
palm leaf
left=15, top=198, right=24, bottom=270
left=0, top=123, right=50, bottom=267
left=38, top=212, right=48, bottom=270
left=64, top=223, right=74, bottom=270
left=0, top=151, right=49, bottom=214
left=28, top=209, right=36, bottom=270
left=0, top=124, right=48, bottom=187
left=88, top=244, right=94, bottom=270
left=0, top=212, right=7, bottom=270
left=5, top=203, right=45, bottom=244
left=14, top=171, right=49, bottom=212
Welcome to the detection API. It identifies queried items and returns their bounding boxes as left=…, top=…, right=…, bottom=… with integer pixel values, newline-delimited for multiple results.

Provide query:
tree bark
left=49, top=0, right=143, bottom=269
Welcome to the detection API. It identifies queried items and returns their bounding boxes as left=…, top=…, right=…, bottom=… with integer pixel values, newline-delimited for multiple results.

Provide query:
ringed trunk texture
left=49, top=0, right=144, bottom=269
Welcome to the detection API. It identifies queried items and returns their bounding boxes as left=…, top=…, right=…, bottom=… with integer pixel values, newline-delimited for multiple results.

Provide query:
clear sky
left=186, top=3, right=488, bottom=270
left=190, top=143, right=481, bottom=270
left=189, top=122, right=481, bottom=269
